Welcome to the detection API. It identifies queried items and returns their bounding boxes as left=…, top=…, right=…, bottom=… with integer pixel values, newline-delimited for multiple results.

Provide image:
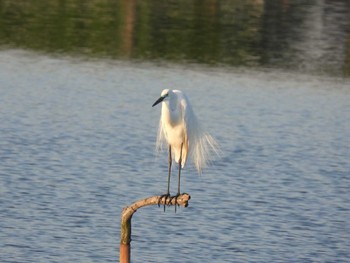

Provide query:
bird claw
left=158, top=193, right=171, bottom=212
left=169, top=193, right=180, bottom=204
left=169, top=193, right=181, bottom=213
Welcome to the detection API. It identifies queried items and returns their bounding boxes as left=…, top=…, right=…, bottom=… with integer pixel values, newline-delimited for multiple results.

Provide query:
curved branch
left=120, top=193, right=191, bottom=244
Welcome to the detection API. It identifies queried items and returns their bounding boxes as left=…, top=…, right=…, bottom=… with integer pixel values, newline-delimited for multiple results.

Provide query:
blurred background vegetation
left=0, top=0, right=349, bottom=76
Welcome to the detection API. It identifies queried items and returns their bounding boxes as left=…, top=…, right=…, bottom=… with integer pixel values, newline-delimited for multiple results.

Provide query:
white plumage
left=155, top=89, right=217, bottom=173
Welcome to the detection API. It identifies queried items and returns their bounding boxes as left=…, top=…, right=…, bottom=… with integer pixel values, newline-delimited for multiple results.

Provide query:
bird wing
left=179, top=91, right=219, bottom=174
left=178, top=93, right=191, bottom=166
left=178, top=91, right=202, bottom=170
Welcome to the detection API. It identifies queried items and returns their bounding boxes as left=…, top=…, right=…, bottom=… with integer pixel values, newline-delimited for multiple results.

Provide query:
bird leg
left=177, top=143, right=183, bottom=195
left=167, top=145, right=172, bottom=195
left=171, top=143, right=183, bottom=212
left=158, top=145, right=172, bottom=210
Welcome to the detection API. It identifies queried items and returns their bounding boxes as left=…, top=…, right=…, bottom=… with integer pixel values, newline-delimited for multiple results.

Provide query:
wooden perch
left=120, top=193, right=191, bottom=263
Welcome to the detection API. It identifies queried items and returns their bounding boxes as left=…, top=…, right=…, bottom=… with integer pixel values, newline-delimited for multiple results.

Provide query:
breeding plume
left=152, top=89, right=218, bottom=204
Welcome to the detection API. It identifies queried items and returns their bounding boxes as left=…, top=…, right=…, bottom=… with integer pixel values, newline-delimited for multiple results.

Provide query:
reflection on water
left=0, top=50, right=350, bottom=262
left=0, top=0, right=349, bottom=76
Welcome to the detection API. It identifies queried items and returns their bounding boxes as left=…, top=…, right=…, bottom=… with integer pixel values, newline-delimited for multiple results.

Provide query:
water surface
left=1, top=50, right=349, bottom=262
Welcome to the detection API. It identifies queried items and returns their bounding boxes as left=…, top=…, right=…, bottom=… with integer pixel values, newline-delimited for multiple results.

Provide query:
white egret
left=152, top=89, right=218, bottom=206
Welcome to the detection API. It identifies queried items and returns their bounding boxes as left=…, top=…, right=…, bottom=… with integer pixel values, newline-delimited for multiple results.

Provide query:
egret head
left=152, top=89, right=170, bottom=107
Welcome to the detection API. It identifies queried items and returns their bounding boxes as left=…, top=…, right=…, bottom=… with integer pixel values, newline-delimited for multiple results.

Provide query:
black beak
left=152, top=96, right=164, bottom=107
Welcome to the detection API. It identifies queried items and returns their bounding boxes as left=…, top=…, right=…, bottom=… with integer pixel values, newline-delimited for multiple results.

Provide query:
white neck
left=162, top=100, right=181, bottom=126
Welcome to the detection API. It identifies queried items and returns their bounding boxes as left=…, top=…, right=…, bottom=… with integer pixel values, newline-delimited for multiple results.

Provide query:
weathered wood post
left=120, top=193, right=191, bottom=263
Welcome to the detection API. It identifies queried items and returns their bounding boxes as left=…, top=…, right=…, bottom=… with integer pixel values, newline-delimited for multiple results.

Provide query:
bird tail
left=188, top=120, right=219, bottom=174
left=191, top=132, right=219, bottom=174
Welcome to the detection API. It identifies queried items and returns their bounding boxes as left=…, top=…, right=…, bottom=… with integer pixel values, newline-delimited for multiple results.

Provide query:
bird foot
left=158, top=193, right=171, bottom=212
left=158, top=193, right=183, bottom=212
left=169, top=193, right=181, bottom=213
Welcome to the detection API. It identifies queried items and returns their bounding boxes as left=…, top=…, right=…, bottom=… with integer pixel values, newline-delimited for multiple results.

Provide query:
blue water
left=1, top=50, right=350, bottom=262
